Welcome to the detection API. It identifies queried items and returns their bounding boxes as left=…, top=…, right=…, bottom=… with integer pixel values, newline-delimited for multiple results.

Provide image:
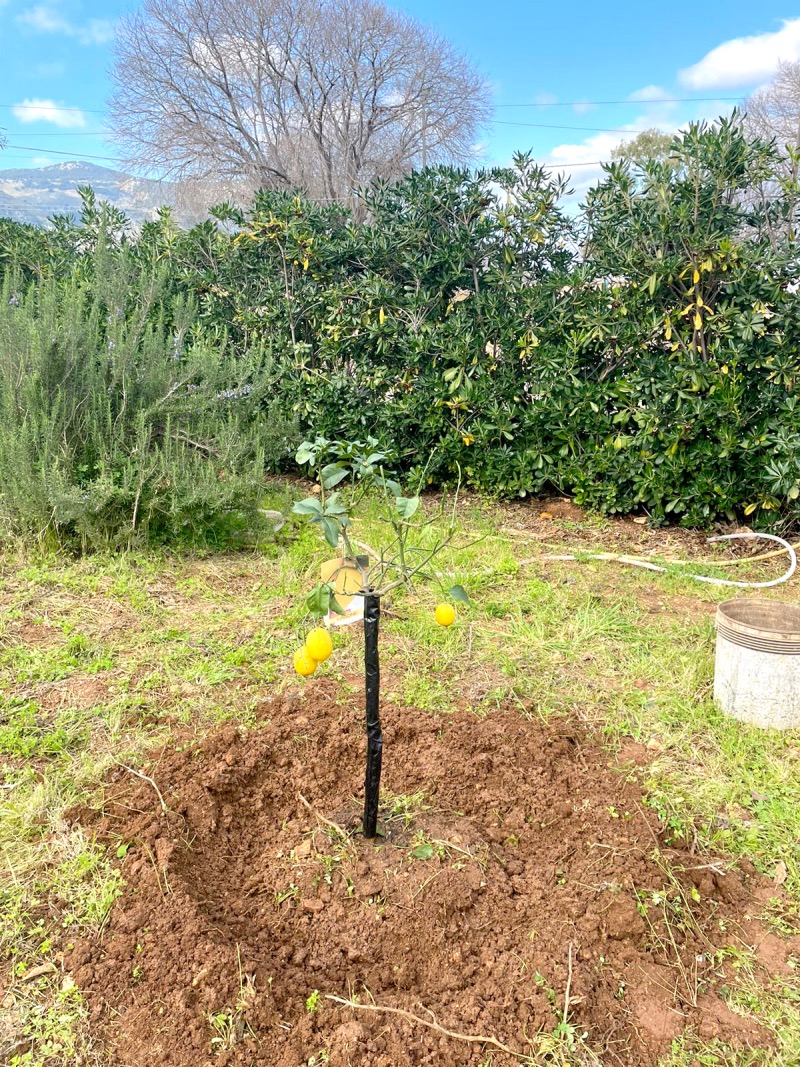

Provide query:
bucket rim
left=717, top=598, right=800, bottom=642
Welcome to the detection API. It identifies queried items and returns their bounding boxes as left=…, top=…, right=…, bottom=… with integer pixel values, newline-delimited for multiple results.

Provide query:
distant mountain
left=0, top=160, right=181, bottom=227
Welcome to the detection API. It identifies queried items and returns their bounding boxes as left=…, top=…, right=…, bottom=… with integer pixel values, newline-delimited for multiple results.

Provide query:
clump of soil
left=68, top=681, right=775, bottom=1066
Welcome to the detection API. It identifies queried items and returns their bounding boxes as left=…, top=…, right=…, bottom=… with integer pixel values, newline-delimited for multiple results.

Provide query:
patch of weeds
left=661, top=1030, right=772, bottom=1066
left=7, top=976, right=93, bottom=1067
left=305, top=989, right=321, bottom=1013
left=306, top=1051, right=330, bottom=1066
left=207, top=953, right=256, bottom=1054
left=633, top=851, right=710, bottom=1007
left=761, top=898, right=800, bottom=939
left=0, top=699, right=85, bottom=759
left=407, top=829, right=482, bottom=867
left=410, top=835, right=445, bottom=862
left=2, top=633, right=114, bottom=684
left=401, top=673, right=457, bottom=714
left=530, top=966, right=602, bottom=1066
left=55, top=834, right=123, bottom=931
left=275, top=882, right=300, bottom=905
left=382, top=790, right=430, bottom=829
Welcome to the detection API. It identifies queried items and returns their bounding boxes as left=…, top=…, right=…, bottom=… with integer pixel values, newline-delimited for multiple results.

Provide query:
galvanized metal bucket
left=714, top=599, right=800, bottom=730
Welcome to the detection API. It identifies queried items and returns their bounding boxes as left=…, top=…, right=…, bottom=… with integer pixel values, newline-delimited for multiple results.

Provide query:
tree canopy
left=110, top=0, right=491, bottom=207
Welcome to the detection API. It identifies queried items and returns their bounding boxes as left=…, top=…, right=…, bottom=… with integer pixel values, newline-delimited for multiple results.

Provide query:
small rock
left=357, top=879, right=383, bottom=900
left=301, top=898, right=325, bottom=914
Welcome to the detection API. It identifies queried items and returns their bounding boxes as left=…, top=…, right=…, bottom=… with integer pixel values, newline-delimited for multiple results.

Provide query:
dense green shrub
left=0, top=249, right=296, bottom=550
left=3, top=116, right=800, bottom=535
left=154, top=120, right=800, bottom=526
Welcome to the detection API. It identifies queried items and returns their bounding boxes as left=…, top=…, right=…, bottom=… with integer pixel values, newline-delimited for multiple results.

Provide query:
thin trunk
left=362, top=593, right=382, bottom=839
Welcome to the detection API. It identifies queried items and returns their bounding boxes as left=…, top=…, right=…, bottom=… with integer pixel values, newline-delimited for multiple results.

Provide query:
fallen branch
left=324, top=994, right=521, bottom=1057
left=118, top=763, right=168, bottom=814
left=298, top=793, right=349, bottom=838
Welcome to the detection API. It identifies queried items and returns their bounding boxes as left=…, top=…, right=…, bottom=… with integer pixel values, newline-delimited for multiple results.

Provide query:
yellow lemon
left=305, top=627, right=333, bottom=662
left=294, top=647, right=318, bottom=677
left=435, top=603, right=456, bottom=627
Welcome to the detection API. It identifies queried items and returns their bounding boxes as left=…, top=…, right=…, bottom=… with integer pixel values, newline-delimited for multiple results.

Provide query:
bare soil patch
left=67, top=682, right=778, bottom=1066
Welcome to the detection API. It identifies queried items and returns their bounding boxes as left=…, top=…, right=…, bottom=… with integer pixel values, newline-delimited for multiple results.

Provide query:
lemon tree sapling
left=292, top=437, right=468, bottom=838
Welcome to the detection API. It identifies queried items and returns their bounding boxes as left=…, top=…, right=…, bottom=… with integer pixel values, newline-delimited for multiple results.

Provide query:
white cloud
left=31, top=156, right=56, bottom=167
left=572, top=100, right=596, bottom=115
left=539, top=107, right=683, bottom=200
left=540, top=130, right=622, bottom=199
left=628, top=85, right=669, bottom=103
left=534, top=92, right=558, bottom=107
left=17, top=5, right=114, bottom=46
left=12, top=98, right=86, bottom=128
left=680, top=18, right=800, bottom=90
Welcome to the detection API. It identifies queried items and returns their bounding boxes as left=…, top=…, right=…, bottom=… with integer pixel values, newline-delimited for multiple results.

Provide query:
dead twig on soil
left=564, top=943, right=574, bottom=1023
left=118, top=763, right=168, bottom=814
left=298, top=793, right=349, bottom=839
left=324, top=994, right=522, bottom=1057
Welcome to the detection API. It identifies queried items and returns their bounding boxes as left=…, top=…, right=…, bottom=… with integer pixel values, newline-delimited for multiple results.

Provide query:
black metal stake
left=362, top=593, right=382, bottom=839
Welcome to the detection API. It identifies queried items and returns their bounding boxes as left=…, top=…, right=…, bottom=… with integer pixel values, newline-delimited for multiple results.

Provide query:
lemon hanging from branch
left=294, top=647, right=318, bottom=677
left=306, top=627, right=333, bottom=663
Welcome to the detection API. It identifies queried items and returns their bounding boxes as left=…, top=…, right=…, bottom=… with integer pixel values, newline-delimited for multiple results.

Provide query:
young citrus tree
left=291, top=436, right=468, bottom=838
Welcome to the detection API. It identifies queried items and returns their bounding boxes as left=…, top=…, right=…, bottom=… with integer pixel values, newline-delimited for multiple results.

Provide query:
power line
left=0, top=96, right=747, bottom=118
left=540, top=160, right=608, bottom=169
left=494, top=96, right=744, bottom=108
left=497, top=121, right=665, bottom=133
left=5, top=143, right=123, bottom=163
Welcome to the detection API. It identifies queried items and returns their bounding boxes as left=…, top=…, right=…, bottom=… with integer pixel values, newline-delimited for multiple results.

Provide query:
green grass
left=1, top=487, right=800, bottom=1064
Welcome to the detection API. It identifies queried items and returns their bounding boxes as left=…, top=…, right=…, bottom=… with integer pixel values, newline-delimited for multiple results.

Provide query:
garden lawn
left=2, top=487, right=800, bottom=1066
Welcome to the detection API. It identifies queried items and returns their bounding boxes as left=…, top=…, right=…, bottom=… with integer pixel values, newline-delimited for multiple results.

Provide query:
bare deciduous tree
left=109, top=0, right=491, bottom=207
left=745, top=62, right=800, bottom=243
left=746, top=62, right=800, bottom=159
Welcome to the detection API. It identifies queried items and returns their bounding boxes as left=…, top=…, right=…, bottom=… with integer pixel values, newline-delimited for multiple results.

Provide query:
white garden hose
left=542, top=532, right=797, bottom=589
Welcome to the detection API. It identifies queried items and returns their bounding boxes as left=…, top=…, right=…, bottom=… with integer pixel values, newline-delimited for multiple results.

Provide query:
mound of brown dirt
left=67, top=681, right=775, bottom=1066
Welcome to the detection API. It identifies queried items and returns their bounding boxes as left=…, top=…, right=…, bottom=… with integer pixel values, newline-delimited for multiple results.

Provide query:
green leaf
left=395, top=495, right=420, bottom=519
left=323, top=494, right=349, bottom=516
left=116, top=843, right=129, bottom=859
left=448, top=584, right=471, bottom=605
left=295, top=443, right=316, bottom=466
left=329, top=594, right=348, bottom=615
left=306, top=584, right=332, bottom=616
left=411, top=843, right=435, bottom=860
left=320, top=516, right=340, bottom=548
left=320, top=462, right=348, bottom=489
left=292, top=497, right=323, bottom=516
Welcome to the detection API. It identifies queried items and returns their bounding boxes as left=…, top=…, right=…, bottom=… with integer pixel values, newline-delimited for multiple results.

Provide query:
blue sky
left=0, top=0, right=799, bottom=195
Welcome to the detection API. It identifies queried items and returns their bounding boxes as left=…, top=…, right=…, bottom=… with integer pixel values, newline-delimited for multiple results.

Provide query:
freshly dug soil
left=67, top=681, right=776, bottom=1066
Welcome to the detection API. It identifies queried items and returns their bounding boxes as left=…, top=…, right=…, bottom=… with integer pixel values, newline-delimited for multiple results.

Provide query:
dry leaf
left=540, top=511, right=554, bottom=520
left=21, top=962, right=57, bottom=982
left=774, top=860, right=788, bottom=886
left=633, top=517, right=647, bottom=525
